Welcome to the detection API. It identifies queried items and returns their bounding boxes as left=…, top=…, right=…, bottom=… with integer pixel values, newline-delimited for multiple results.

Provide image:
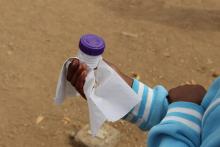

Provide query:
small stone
left=69, top=130, right=76, bottom=138
left=7, top=50, right=13, bottom=55
left=64, top=108, right=68, bottom=112
left=23, top=123, right=29, bottom=127
left=185, top=80, right=196, bottom=85
left=8, top=134, right=14, bottom=139
left=41, top=142, right=45, bottom=146
left=212, top=70, right=220, bottom=78
left=130, top=72, right=140, bottom=80
left=191, top=80, right=196, bottom=84
left=180, top=59, right=185, bottom=63
left=163, top=52, right=170, bottom=58
left=36, top=115, right=44, bottom=124
left=63, top=116, right=71, bottom=125
left=197, top=66, right=207, bottom=73
left=207, top=58, right=213, bottom=64
left=40, top=126, right=45, bottom=129
left=16, top=84, right=24, bottom=89
left=74, top=124, right=120, bottom=147
left=119, top=120, right=125, bottom=125
left=121, top=32, right=138, bottom=38
left=185, top=81, right=191, bottom=85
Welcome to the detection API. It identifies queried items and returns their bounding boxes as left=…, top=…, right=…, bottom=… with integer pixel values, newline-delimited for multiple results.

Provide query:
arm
left=123, top=79, right=169, bottom=131
left=200, top=77, right=220, bottom=147
left=148, top=102, right=204, bottom=147
left=146, top=84, right=207, bottom=147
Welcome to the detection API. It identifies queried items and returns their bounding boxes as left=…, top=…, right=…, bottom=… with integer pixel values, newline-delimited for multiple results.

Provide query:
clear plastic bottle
left=77, top=34, right=105, bottom=69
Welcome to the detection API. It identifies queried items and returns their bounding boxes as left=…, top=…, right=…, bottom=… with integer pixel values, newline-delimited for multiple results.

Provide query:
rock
left=7, top=50, right=13, bottom=55
left=185, top=80, right=196, bottom=85
left=36, top=115, right=44, bottom=124
left=158, top=75, right=164, bottom=79
left=121, top=32, right=138, bottom=38
left=197, top=66, right=207, bottom=73
left=130, top=72, right=140, bottom=80
left=180, top=59, right=185, bottom=63
left=163, top=52, right=170, bottom=58
left=119, top=120, right=125, bottom=125
left=73, top=124, right=120, bottom=147
left=63, top=116, right=71, bottom=125
left=69, top=130, right=76, bottom=138
left=23, top=123, right=29, bottom=127
left=191, top=79, right=196, bottom=84
left=212, top=70, right=220, bottom=78
left=207, top=58, right=213, bottom=64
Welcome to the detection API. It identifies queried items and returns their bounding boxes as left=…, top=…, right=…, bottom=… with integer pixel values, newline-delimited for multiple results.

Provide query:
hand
left=167, top=84, right=207, bottom=104
left=66, top=58, right=133, bottom=99
left=67, top=58, right=88, bottom=99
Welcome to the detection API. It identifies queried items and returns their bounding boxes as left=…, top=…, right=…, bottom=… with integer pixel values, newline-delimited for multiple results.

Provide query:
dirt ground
left=0, top=0, right=220, bottom=146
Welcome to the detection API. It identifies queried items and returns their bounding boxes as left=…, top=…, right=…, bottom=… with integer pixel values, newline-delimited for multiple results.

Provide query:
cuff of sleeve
left=201, top=77, right=220, bottom=109
left=148, top=102, right=204, bottom=147
left=123, top=79, right=169, bottom=131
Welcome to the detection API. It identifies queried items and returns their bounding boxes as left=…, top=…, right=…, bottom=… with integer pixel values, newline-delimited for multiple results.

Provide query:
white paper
left=54, top=58, right=141, bottom=135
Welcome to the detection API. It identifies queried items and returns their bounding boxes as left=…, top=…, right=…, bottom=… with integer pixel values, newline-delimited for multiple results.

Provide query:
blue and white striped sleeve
left=200, top=77, right=220, bottom=147
left=148, top=102, right=204, bottom=147
left=123, top=79, right=169, bottom=131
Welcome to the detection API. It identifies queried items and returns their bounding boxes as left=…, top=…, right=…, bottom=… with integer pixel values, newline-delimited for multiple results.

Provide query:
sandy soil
left=0, top=0, right=220, bottom=146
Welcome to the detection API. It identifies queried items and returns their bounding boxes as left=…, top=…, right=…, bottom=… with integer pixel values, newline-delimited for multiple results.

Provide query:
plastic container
left=77, top=34, right=105, bottom=69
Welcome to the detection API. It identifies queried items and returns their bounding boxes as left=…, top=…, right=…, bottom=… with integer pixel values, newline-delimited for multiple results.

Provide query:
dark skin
left=67, top=58, right=207, bottom=104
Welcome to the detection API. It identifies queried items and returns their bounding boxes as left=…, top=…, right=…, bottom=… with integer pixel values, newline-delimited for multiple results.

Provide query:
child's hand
left=66, top=58, right=133, bottom=99
left=67, top=58, right=88, bottom=99
left=167, top=84, right=207, bottom=104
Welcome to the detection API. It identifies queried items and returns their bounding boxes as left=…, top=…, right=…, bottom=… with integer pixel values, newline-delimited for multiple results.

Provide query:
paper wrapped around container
left=54, top=57, right=141, bottom=135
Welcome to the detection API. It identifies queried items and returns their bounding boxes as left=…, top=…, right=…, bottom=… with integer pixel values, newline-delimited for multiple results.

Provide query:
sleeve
left=148, top=102, right=204, bottom=147
left=200, top=77, right=220, bottom=147
left=123, top=79, right=169, bottom=131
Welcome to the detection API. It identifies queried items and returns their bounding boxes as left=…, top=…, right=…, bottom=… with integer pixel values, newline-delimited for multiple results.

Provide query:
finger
left=75, top=70, right=87, bottom=91
left=75, top=71, right=88, bottom=99
left=67, top=58, right=79, bottom=81
left=70, top=63, right=87, bottom=86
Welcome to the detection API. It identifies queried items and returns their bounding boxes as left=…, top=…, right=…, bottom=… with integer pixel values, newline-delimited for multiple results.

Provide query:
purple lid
left=79, top=34, right=105, bottom=56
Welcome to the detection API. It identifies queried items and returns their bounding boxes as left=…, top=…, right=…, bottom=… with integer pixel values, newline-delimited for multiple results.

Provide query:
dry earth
left=0, top=0, right=220, bottom=146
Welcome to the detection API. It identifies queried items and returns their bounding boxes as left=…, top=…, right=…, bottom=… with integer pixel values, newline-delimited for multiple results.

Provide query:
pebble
left=197, top=66, right=207, bottom=73
left=119, top=120, right=125, bottom=125
left=36, top=115, right=44, bottom=124
left=23, top=123, right=29, bottom=127
left=7, top=50, right=13, bottom=55
left=207, top=58, right=213, bottom=64
left=8, top=134, right=14, bottom=139
left=63, top=116, right=71, bottom=125
left=180, top=59, right=185, bottom=63
left=41, top=142, right=45, bottom=146
left=121, top=32, right=138, bottom=38
left=69, top=130, right=76, bottom=138
left=191, top=79, right=196, bottom=84
left=212, top=70, right=220, bottom=78
left=163, top=52, right=170, bottom=58
left=130, top=72, right=140, bottom=80
left=74, top=124, right=120, bottom=147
